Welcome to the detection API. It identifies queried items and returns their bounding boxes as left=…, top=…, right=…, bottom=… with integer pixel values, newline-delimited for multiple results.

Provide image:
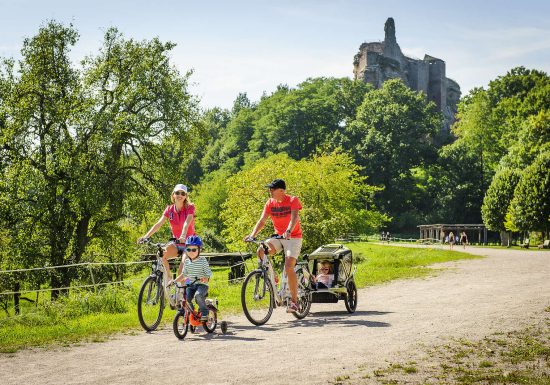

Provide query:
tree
left=199, top=107, right=231, bottom=175
left=501, top=110, right=550, bottom=169
left=481, top=168, right=521, bottom=244
left=508, top=151, right=550, bottom=235
left=439, top=67, right=548, bottom=227
left=220, top=152, right=388, bottom=252
left=451, top=68, right=549, bottom=189
left=340, top=79, right=441, bottom=228
left=0, top=22, right=200, bottom=297
left=193, top=168, right=232, bottom=237
left=246, top=77, right=371, bottom=162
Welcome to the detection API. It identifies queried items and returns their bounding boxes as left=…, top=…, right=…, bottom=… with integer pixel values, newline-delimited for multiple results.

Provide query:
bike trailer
left=304, top=244, right=355, bottom=305
left=307, top=244, right=353, bottom=286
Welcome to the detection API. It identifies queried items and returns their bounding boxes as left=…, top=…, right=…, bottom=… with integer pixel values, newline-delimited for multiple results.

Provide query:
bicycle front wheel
left=241, top=270, right=274, bottom=326
left=137, top=275, right=165, bottom=332
left=173, top=309, right=189, bottom=340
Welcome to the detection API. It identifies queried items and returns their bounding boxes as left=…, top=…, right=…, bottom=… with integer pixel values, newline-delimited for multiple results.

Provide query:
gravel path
left=1, top=246, right=548, bottom=385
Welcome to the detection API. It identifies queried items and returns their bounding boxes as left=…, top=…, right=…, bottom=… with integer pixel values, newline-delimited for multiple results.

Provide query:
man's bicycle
left=172, top=278, right=228, bottom=340
left=241, top=236, right=312, bottom=325
left=137, top=238, right=181, bottom=332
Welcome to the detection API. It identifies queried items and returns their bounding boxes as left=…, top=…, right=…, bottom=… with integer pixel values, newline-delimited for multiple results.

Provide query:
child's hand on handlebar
left=243, top=235, right=255, bottom=242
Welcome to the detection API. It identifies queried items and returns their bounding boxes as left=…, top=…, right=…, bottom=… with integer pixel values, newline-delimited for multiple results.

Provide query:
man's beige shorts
left=266, top=238, right=303, bottom=259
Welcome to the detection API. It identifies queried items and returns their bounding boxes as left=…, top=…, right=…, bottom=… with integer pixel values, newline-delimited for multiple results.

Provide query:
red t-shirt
left=163, top=204, right=196, bottom=239
left=262, top=195, right=302, bottom=238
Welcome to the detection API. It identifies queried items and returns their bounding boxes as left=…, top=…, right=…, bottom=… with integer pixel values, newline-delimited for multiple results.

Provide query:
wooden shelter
left=418, top=224, right=487, bottom=245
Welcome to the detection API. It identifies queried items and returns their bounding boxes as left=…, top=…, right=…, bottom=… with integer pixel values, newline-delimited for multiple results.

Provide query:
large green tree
left=435, top=67, right=548, bottom=228
left=508, top=151, right=550, bottom=235
left=0, top=22, right=200, bottom=296
left=339, top=79, right=441, bottom=229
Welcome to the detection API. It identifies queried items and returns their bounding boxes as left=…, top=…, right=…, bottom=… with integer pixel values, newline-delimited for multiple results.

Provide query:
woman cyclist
left=138, top=184, right=196, bottom=286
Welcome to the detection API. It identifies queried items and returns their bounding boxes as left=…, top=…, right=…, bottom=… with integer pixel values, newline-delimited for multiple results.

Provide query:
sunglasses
left=174, top=191, right=187, bottom=196
left=186, top=247, right=199, bottom=252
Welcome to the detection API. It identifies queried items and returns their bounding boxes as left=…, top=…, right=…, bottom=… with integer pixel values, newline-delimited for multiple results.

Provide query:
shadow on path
left=225, top=309, right=392, bottom=332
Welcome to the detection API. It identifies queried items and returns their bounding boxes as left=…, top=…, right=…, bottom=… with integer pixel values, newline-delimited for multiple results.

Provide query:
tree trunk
left=50, top=274, right=62, bottom=300
left=500, top=230, right=510, bottom=247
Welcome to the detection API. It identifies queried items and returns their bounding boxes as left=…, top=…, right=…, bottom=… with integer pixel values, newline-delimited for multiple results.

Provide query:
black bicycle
left=137, top=238, right=182, bottom=332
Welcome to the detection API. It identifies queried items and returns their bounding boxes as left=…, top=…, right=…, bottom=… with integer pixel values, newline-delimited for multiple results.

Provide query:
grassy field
left=0, top=243, right=479, bottom=353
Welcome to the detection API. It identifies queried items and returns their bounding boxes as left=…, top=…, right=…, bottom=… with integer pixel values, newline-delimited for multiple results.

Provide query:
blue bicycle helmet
left=185, top=235, right=203, bottom=247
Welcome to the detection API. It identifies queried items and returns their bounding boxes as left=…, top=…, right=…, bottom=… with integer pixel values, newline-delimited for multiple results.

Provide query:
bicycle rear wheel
left=241, top=270, right=274, bottom=326
left=137, top=275, right=165, bottom=331
left=293, top=268, right=312, bottom=319
left=173, top=309, right=189, bottom=340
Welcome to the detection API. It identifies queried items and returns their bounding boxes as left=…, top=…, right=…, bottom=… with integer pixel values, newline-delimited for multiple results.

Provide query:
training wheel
left=220, top=321, right=228, bottom=334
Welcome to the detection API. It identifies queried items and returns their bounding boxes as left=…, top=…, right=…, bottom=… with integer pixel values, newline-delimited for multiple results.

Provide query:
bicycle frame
left=253, top=239, right=307, bottom=308
left=176, top=281, right=205, bottom=327
left=145, top=240, right=181, bottom=308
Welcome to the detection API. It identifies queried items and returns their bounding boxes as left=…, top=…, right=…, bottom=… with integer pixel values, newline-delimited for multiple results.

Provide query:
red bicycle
left=172, top=278, right=228, bottom=340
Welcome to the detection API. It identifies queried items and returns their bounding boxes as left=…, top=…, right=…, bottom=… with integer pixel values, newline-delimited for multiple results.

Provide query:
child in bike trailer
left=169, top=235, right=212, bottom=321
left=312, top=261, right=334, bottom=289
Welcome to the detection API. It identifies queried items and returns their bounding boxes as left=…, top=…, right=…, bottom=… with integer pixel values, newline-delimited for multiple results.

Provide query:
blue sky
left=1, top=0, right=549, bottom=109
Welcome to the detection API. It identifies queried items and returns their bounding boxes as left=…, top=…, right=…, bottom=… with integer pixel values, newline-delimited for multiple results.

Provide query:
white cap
left=172, top=184, right=188, bottom=193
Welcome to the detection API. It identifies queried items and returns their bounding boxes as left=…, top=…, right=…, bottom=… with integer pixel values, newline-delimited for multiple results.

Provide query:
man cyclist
left=244, top=179, right=303, bottom=313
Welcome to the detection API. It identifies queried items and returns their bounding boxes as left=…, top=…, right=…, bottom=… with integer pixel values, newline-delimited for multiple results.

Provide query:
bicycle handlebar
left=174, top=277, right=201, bottom=288
left=138, top=237, right=183, bottom=247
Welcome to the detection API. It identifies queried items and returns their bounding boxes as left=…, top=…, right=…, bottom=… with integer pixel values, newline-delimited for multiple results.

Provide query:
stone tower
left=353, top=18, right=460, bottom=133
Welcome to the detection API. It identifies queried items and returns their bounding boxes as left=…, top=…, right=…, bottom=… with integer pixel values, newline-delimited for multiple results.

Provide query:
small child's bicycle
left=172, top=278, right=228, bottom=340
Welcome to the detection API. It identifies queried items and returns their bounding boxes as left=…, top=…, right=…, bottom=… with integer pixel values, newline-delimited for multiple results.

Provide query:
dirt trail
left=1, top=247, right=548, bottom=385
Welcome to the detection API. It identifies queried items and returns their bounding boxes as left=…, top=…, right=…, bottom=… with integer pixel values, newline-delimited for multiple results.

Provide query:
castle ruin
left=353, top=18, right=460, bottom=132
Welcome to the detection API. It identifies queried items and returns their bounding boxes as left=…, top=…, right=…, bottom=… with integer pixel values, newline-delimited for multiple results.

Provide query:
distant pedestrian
left=460, top=231, right=468, bottom=249
left=449, top=231, right=455, bottom=250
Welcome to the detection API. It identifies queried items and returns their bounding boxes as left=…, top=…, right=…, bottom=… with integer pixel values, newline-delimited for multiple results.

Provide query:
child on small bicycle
left=169, top=235, right=212, bottom=321
left=312, top=260, right=334, bottom=289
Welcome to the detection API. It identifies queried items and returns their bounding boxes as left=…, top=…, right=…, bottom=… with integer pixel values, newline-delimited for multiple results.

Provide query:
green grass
left=347, top=242, right=480, bottom=287
left=1, top=243, right=480, bottom=353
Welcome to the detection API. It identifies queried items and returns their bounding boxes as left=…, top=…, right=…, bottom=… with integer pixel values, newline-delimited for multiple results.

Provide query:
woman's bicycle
left=137, top=238, right=182, bottom=332
left=172, top=278, right=228, bottom=340
left=241, top=236, right=312, bottom=326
